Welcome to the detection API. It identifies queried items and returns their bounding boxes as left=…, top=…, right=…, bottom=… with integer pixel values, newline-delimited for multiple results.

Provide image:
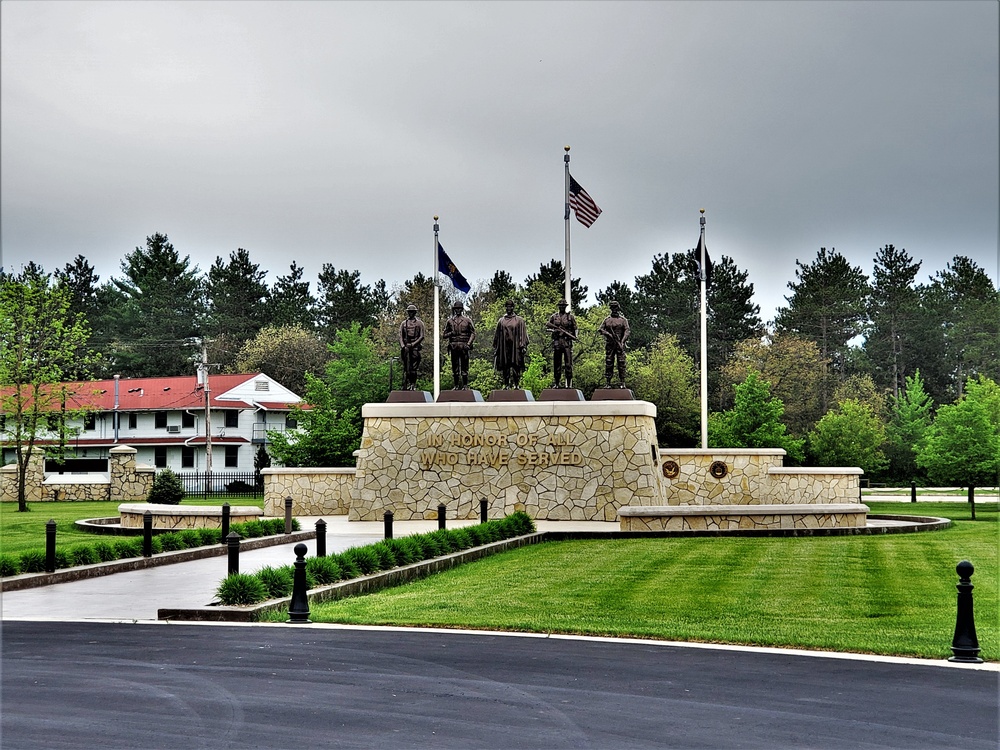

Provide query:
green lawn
left=0, top=497, right=263, bottom=556
left=274, top=501, right=998, bottom=660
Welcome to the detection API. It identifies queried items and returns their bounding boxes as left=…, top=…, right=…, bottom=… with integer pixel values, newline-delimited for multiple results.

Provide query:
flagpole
left=699, top=209, right=708, bottom=449
left=433, top=216, right=441, bottom=400
left=563, top=145, right=572, bottom=311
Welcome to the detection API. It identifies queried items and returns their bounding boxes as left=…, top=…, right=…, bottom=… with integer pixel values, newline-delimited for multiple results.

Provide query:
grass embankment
left=277, top=501, right=997, bottom=659
left=0, top=497, right=263, bottom=556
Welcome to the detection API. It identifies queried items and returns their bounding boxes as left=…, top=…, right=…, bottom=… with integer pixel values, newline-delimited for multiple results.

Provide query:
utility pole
left=199, top=340, right=214, bottom=494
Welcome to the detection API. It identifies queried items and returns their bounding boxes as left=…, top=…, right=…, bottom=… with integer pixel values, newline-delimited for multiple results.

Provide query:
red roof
left=28, top=436, right=250, bottom=448
left=1, top=374, right=297, bottom=412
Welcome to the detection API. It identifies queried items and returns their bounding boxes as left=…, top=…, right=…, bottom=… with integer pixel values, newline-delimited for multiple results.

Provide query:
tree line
left=2, top=232, right=998, bottom=484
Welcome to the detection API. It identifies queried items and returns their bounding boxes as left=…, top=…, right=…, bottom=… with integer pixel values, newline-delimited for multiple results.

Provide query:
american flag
left=568, top=174, right=602, bottom=228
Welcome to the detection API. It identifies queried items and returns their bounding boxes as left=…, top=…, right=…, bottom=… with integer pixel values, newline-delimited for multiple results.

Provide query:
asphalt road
left=2, top=621, right=996, bottom=750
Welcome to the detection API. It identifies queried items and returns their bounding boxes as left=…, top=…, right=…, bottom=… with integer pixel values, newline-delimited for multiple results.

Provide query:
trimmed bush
left=306, top=556, right=342, bottom=585
left=0, top=554, right=22, bottom=577
left=384, top=537, right=417, bottom=566
left=369, top=541, right=397, bottom=571
left=216, top=573, right=268, bottom=606
left=149, top=536, right=164, bottom=555
left=428, top=530, right=456, bottom=555
left=92, top=541, right=118, bottom=562
left=70, top=545, right=97, bottom=566
left=448, top=528, right=473, bottom=551
left=158, top=533, right=185, bottom=552
left=235, top=520, right=265, bottom=538
left=465, top=525, right=488, bottom=546
left=255, top=566, right=294, bottom=599
left=147, top=468, right=185, bottom=505
left=412, top=533, right=441, bottom=559
left=179, top=530, right=203, bottom=548
left=54, top=549, right=72, bottom=569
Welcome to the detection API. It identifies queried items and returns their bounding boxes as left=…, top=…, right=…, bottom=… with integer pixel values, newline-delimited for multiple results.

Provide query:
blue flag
left=437, top=241, right=471, bottom=294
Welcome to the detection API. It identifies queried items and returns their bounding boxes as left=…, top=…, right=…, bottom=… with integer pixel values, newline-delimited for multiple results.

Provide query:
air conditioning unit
left=166, top=425, right=181, bottom=434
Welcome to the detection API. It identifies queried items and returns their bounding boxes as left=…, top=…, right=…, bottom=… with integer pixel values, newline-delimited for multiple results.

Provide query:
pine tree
left=885, top=370, right=934, bottom=482
left=864, top=245, right=921, bottom=399
left=269, top=262, right=317, bottom=330
left=204, top=248, right=270, bottom=352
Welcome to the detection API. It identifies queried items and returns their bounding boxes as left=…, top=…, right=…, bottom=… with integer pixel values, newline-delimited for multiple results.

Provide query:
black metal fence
left=173, top=471, right=263, bottom=499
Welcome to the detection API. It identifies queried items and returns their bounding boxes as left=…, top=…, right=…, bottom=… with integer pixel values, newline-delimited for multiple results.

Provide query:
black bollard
left=287, top=543, right=311, bottom=624
left=142, top=511, right=153, bottom=557
left=45, top=519, right=57, bottom=573
left=480, top=499, right=488, bottom=524
left=968, top=485, right=976, bottom=520
left=438, top=503, right=446, bottom=530
left=315, top=519, right=327, bottom=557
left=910, top=481, right=917, bottom=503
left=949, top=560, right=983, bottom=663
left=284, top=496, right=293, bottom=534
left=226, top=531, right=241, bottom=575
left=221, top=502, right=231, bottom=545
left=384, top=510, right=393, bottom=539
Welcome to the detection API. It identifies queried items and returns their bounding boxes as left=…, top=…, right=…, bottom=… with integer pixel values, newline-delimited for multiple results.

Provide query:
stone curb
left=158, top=532, right=546, bottom=622
left=0, top=531, right=315, bottom=592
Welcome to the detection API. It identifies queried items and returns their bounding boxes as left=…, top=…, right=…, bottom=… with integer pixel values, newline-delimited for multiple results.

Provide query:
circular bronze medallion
left=709, top=460, right=728, bottom=479
left=662, top=460, right=680, bottom=479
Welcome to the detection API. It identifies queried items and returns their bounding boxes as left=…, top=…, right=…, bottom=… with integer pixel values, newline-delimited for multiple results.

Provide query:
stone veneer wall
left=262, top=468, right=356, bottom=517
left=657, top=449, right=862, bottom=506
left=0, top=445, right=153, bottom=502
left=350, top=401, right=661, bottom=522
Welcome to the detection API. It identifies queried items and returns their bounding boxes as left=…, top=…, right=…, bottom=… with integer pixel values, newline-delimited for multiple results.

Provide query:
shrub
left=466, top=525, right=488, bottom=546
left=332, top=553, right=361, bottom=580
left=158, top=533, right=185, bottom=552
left=412, top=533, right=441, bottom=559
left=179, top=529, right=203, bottom=548
left=198, top=528, right=222, bottom=546
left=147, top=468, right=185, bottom=505
left=149, top=536, right=163, bottom=555
left=54, top=549, right=72, bottom=569
left=70, top=545, right=97, bottom=566
left=341, top=546, right=380, bottom=576
left=306, top=556, right=343, bottom=585
left=92, top=541, right=118, bottom=562
left=384, top=538, right=416, bottom=566
left=369, top=541, right=397, bottom=571
left=428, top=530, right=455, bottom=555
left=255, top=566, right=294, bottom=599
left=235, top=520, right=265, bottom=539
left=448, top=528, right=473, bottom=551
left=114, top=538, right=143, bottom=559
left=216, top=573, right=268, bottom=606
left=505, top=511, right=536, bottom=536
left=19, top=550, right=46, bottom=573
left=0, top=554, right=22, bottom=577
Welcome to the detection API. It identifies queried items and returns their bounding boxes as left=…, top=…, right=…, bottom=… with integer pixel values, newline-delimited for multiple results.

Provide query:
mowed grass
left=0, top=497, right=263, bottom=555
left=286, top=502, right=998, bottom=659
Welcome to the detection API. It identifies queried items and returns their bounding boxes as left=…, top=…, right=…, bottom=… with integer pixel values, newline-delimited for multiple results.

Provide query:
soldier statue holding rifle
left=546, top=298, right=578, bottom=388
left=398, top=304, right=426, bottom=390
left=598, top=300, right=630, bottom=388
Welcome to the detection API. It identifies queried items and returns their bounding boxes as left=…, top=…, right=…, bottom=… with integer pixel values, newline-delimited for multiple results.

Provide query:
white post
left=563, top=146, right=572, bottom=311
left=433, top=216, right=441, bottom=400
left=699, top=210, right=708, bottom=449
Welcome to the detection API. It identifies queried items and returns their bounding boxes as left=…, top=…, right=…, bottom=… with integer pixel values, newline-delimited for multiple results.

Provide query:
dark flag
left=437, top=241, right=471, bottom=294
left=568, top=174, right=602, bottom=227
left=692, top=234, right=712, bottom=287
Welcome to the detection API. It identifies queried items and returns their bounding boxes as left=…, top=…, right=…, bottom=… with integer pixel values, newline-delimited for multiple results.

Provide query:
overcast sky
left=2, top=0, right=997, bottom=324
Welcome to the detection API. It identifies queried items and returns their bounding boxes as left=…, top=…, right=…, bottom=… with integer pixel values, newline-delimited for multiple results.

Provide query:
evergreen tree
left=269, top=262, right=317, bottom=330
left=315, top=265, right=381, bottom=339
left=885, top=370, right=934, bottom=482
left=110, top=233, right=205, bottom=377
left=204, top=248, right=270, bottom=353
left=633, top=251, right=697, bottom=352
left=595, top=281, right=639, bottom=315
left=773, top=247, right=870, bottom=410
left=864, top=245, right=921, bottom=399
left=524, top=259, right=588, bottom=310
left=53, top=256, right=104, bottom=380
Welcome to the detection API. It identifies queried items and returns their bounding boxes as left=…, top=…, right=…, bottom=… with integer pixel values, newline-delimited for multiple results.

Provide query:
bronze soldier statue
left=398, top=304, right=426, bottom=390
left=443, top=300, right=475, bottom=389
left=598, top=300, right=630, bottom=388
left=545, top=298, right=578, bottom=388
left=493, top=300, right=529, bottom=389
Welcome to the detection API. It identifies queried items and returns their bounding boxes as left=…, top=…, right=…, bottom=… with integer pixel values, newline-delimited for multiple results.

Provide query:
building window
left=154, top=447, right=167, bottom=468
left=128, top=413, right=137, bottom=430
left=181, top=446, right=194, bottom=468
left=225, top=411, right=239, bottom=429
left=285, top=415, right=298, bottom=429
left=83, top=413, right=97, bottom=431
left=182, top=412, right=195, bottom=429
left=155, top=412, right=167, bottom=429
left=225, top=446, right=239, bottom=468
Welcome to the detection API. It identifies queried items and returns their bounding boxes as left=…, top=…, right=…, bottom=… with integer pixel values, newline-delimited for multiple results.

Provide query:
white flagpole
left=563, top=146, right=572, bottom=311
left=433, top=216, right=441, bottom=400
left=699, top=209, right=708, bottom=449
